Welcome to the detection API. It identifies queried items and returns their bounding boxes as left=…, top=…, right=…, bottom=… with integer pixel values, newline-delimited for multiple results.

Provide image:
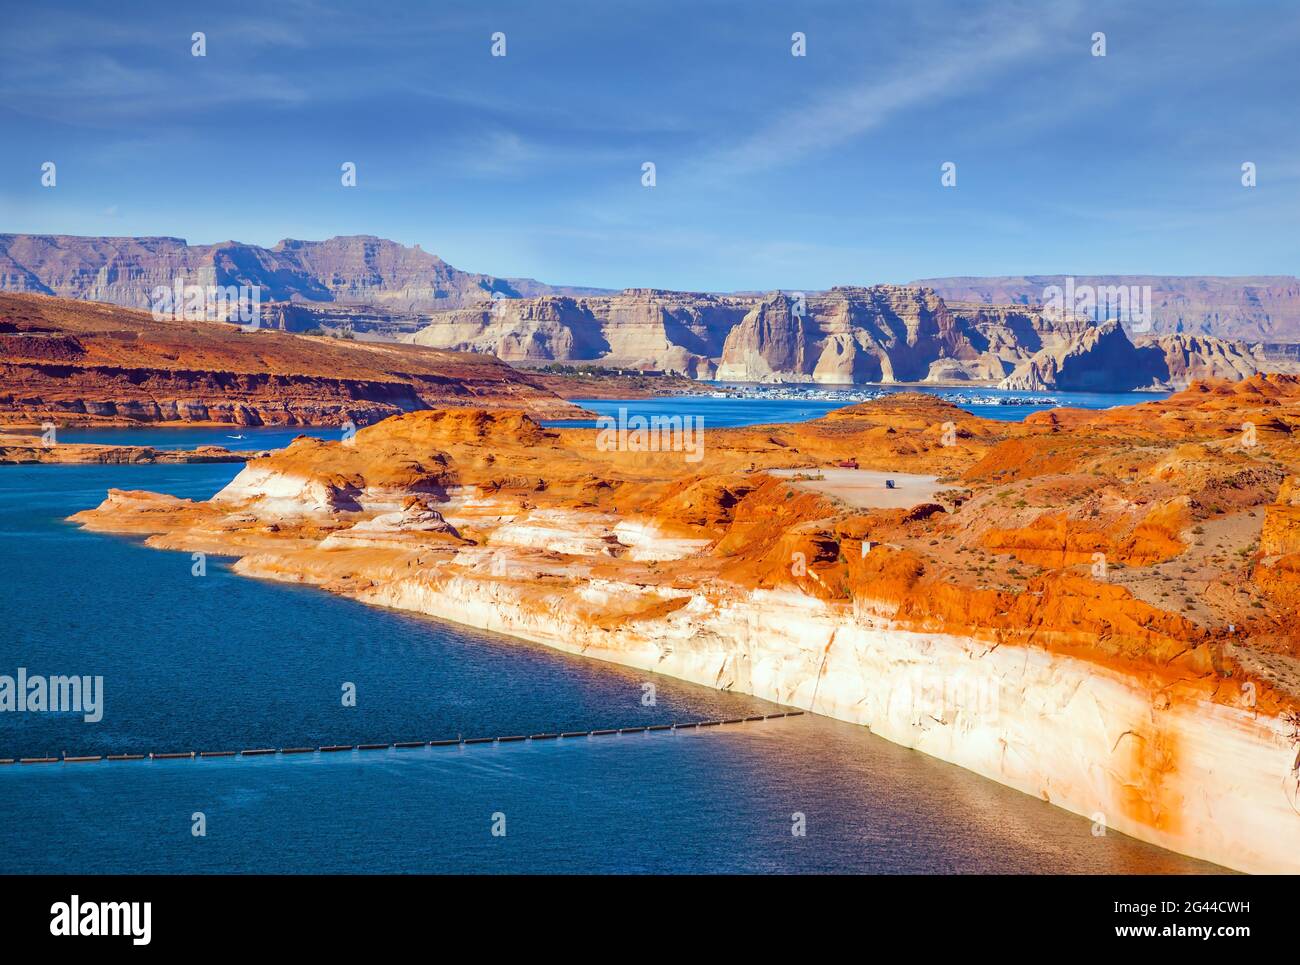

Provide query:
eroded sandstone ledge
left=0, top=429, right=247, bottom=465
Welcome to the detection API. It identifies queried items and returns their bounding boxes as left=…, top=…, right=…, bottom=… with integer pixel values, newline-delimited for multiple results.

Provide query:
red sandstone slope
left=0, top=292, right=579, bottom=426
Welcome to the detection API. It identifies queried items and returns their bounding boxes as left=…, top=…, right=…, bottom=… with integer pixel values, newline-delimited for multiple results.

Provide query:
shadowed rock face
left=999, top=320, right=1271, bottom=391
left=716, top=286, right=1110, bottom=385
left=716, top=292, right=815, bottom=380
left=0, top=234, right=604, bottom=312
left=999, top=320, right=1144, bottom=391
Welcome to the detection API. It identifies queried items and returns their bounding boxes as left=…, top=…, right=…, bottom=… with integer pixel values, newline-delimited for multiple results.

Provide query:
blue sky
left=1, top=0, right=1297, bottom=290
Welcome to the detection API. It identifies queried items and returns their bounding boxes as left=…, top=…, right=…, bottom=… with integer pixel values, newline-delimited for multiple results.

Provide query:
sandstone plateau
left=70, top=376, right=1300, bottom=872
left=0, top=292, right=581, bottom=427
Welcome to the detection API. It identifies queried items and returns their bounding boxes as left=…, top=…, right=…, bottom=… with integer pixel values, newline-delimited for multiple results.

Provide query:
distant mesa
left=0, top=233, right=607, bottom=314
left=996, top=319, right=1271, bottom=392
left=2, top=234, right=1296, bottom=390
left=913, top=274, right=1300, bottom=343
left=408, top=288, right=753, bottom=380
left=410, top=285, right=1289, bottom=390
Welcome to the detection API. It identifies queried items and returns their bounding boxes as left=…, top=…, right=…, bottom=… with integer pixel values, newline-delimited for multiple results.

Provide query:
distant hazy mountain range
left=911, top=275, right=1300, bottom=342
left=2, top=233, right=1298, bottom=390
left=0, top=234, right=606, bottom=313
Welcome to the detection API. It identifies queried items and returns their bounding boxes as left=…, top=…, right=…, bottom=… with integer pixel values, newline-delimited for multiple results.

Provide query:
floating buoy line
left=1, top=711, right=804, bottom=766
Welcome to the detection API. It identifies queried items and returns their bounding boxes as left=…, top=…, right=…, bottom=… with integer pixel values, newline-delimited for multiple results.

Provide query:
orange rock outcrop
left=71, top=380, right=1300, bottom=704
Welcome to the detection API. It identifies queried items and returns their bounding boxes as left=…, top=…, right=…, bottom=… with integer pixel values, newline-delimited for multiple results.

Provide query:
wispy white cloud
left=694, top=4, right=1071, bottom=178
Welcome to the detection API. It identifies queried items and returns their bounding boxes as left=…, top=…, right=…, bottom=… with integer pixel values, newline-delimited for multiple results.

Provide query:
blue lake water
left=0, top=408, right=1221, bottom=873
left=553, top=388, right=1170, bottom=428
left=53, top=425, right=341, bottom=451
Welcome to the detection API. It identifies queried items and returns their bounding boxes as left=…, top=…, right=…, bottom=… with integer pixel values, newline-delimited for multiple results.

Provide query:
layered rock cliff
left=0, top=428, right=247, bottom=465
left=0, top=292, right=580, bottom=426
left=411, top=284, right=1273, bottom=388
left=715, top=287, right=1102, bottom=385
left=256, top=301, right=429, bottom=339
left=999, top=320, right=1271, bottom=391
left=408, top=289, right=753, bottom=378
left=1150, top=332, right=1273, bottom=385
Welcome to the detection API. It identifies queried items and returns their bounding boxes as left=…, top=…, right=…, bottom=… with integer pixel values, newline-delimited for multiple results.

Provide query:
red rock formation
left=0, top=292, right=580, bottom=426
left=1261, top=476, right=1300, bottom=556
